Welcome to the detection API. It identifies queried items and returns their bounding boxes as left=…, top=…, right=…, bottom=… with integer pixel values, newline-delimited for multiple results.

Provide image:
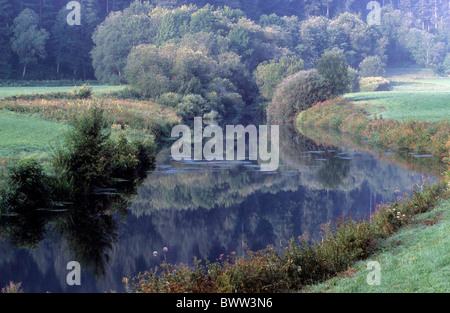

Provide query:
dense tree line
left=0, top=0, right=448, bottom=83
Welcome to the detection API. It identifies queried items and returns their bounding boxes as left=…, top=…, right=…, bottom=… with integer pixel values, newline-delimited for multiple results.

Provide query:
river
left=0, top=122, right=440, bottom=293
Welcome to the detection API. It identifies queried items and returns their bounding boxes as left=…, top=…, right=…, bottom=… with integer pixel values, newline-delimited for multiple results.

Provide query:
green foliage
left=317, top=49, right=350, bottom=96
left=359, top=77, right=391, bottom=92
left=358, top=56, right=386, bottom=77
left=0, top=0, right=448, bottom=80
left=267, top=70, right=332, bottom=123
left=128, top=183, right=446, bottom=293
left=254, top=56, right=304, bottom=100
left=176, top=94, right=208, bottom=119
left=52, top=106, right=154, bottom=192
left=0, top=158, right=51, bottom=214
left=227, top=26, right=253, bottom=57
left=91, top=2, right=155, bottom=83
left=10, top=9, right=49, bottom=78
left=297, top=16, right=330, bottom=67
left=1, top=282, right=23, bottom=293
left=442, top=54, right=450, bottom=76
left=72, top=84, right=93, bottom=99
left=347, top=67, right=360, bottom=92
left=53, top=107, right=114, bottom=190
left=189, top=8, right=220, bottom=33
left=158, top=92, right=183, bottom=107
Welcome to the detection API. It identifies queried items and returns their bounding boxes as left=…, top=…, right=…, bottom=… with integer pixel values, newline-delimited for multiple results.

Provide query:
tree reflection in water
left=0, top=123, right=439, bottom=292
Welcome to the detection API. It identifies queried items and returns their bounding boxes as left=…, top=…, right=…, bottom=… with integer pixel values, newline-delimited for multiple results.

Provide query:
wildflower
left=163, top=247, right=168, bottom=252
left=153, top=251, right=158, bottom=257
left=297, top=266, right=302, bottom=273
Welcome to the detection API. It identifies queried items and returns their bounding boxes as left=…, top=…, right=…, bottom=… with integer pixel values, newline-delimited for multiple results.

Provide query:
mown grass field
left=345, top=68, right=450, bottom=122
left=0, top=110, right=68, bottom=176
left=0, top=85, right=125, bottom=99
left=304, top=198, right=450, bottom=293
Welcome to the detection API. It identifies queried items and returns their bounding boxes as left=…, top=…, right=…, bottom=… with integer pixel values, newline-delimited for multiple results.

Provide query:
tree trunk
left=434, top=0, right=438, bottom=29
left=56, top=61, right=60, bottom=76
left=22, top=64, right=27, bottom=79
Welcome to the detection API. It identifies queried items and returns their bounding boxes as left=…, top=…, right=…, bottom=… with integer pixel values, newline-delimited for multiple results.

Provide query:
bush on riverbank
left=53, top=107, right=155, bottom=192
left=359, top=77, right=391, bottom=92
left=267, top=70, right=332, bottom=123
left=297, top=98, right=449, bottom=160
left=127, top=181, right=446, bottom=293
left=0, top=107, right=156, bottom=216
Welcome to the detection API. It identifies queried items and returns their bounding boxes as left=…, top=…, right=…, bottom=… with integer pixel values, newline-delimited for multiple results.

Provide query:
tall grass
left=0, top=97, right=181, bottom=140
left=126, top=181, right=446, bottom=293
left=297, top=98, right=449, bottom=161
left=305, top=198, right=450, bottom=293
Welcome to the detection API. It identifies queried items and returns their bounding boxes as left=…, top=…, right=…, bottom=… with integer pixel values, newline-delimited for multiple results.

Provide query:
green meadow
left=0, top=85, right=125, bottom=99
left=0, top=110, right=67, bottom=162
left=345, top=69, right=450, bottom=122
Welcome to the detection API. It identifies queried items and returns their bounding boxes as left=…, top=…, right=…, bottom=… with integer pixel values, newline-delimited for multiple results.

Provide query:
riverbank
left=123, top=93, right=448, bottom=293
left=121, top=176, right=447, bottom=293
left=296, top=98, right=449, bottom=162
left=295, top=95, right=449, bottom=293
left=303, top=197, right=449, bottom=292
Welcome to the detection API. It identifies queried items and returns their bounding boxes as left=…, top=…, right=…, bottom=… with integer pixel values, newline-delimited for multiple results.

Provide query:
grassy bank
left=296, top=98, right=449, bottom=161
left=345, top=91, right=449, bottom=122
left=296, top=75, right=449, bottom=292
left=344, top=71, right=450, bottom=122
left=304, top=198, right=450, bottom=293
left=0, top=93, right=181, bottom=197
left=123, top=181, right=447, bottom=293
left=0, top=110, right=67, bottom=162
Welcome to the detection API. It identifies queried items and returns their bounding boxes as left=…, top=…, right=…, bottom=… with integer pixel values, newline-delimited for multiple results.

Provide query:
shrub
left=254, top=56, right=304, bottom=100
left=111, top=131, right=155, bottom=180
left=0, top=158, right=51, bottom=214
left=176, top=94, right=209, bottom=120
left=53, top=107, right=156, bottom=192
left=358, top=56, right=386, bottom=77
left=348, top=67, right=360, bottom=92
left=267, top=70, right=332, bottom=123
left=1, top=282, right=23, bottom=293
left=359, top=77, right=391, bottom=92
left=158, top=92, right=183, bottom=107
left=72, top=84, right=93, bottom=99
left=53, top=107, right=114, bottom=191
left=317, top=49, right=350, bottom=97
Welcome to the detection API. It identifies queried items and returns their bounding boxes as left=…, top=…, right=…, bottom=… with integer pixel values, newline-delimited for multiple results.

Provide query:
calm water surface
left=0, top=124, right=439, bottom=292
